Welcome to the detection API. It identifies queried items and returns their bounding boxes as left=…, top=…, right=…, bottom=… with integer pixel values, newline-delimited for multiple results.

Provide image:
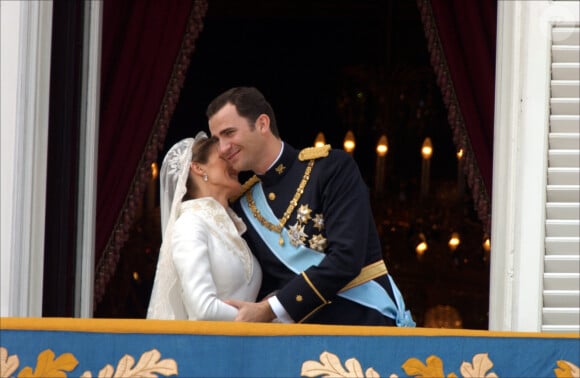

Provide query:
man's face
left=208, top=103, right=262, bottom=173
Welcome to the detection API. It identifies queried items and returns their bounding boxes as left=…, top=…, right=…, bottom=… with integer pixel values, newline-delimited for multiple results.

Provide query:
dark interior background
left=164, top=0, right=455, bottom=184
left=96, top=0, right=489, bottom=329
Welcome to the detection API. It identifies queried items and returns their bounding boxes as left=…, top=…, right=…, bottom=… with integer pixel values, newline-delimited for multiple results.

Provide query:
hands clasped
left=225, top=299, right=277, bottom=322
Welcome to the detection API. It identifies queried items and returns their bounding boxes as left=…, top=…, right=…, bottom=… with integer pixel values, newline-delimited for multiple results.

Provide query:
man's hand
left=226, top=299, right=276, bottom=322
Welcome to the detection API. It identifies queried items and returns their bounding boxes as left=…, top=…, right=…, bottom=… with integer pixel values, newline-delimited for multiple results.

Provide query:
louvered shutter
left=543, top=25, right=580, bottom=333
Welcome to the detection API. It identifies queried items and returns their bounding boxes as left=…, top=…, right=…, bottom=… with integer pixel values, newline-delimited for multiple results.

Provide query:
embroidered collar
left=179, top=197, right=247, bottom=236
left=258, top=143, right=298, bottom=186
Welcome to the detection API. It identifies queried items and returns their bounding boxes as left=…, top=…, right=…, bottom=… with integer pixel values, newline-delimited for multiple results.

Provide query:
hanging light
left=483, top=237, right=491, bottom=262
left=420, top=137, right=433, bottom=197
left=314, top=132, right=326, bottom=147
left=343, top=130, right=356, bottom=154
left=146, top=162, right=159, bottom=212
left=448, top=232, right=461, bottom=251
left=421, top=137, right=433, bottom=160
left=415, top=232, right=428, bottom=257
left=416, top=240, right=428, bottom=256
left=376, top=134, right=388, bottom=157
left=483, top=237, right=491, bottom=252
left=456, top=148, right=465, bottom=197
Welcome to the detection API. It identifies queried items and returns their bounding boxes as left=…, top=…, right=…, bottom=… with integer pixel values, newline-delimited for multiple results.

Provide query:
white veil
left=147, top=132, right=208, bottom=319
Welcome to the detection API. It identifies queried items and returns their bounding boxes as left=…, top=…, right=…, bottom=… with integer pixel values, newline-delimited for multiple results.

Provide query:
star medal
left=288, top=222, right=307, bottom=246
left=296, top=204, right=312, bottom=224
left=309, top=234, right=328, bottom=252
left=312, top=213, right=325, bottom=230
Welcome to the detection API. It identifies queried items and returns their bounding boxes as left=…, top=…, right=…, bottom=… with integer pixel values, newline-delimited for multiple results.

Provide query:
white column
left=0, top=0, right=53, bottom=317
left=75, top=0, right=102, bottom=318
left=1, top=1, right=22, bottom=317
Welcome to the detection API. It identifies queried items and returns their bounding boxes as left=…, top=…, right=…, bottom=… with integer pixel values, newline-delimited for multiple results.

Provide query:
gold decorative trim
left=1, top=345, right=578, bottom=378
left=297, top=302, right=329, bottom=324
left=299, top=144, right=331, bottom=161
left=302, top=351, right=379, bottom=377
left=4, top=317, right=578, bottom=338
left=230, top=175, right=260, bottom=202
left=340, top=260, right=389, bottom=292
left=245, top=160, right=315, bottom=245
left=0, top=347, right=178, bottom=378
left=302, top=351, right=566, bottom=378
left=301, top=272, right=328, bottom=304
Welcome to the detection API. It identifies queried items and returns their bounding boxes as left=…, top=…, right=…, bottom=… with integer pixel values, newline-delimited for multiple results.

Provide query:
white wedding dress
left=147, top=197, right=262, bottom=320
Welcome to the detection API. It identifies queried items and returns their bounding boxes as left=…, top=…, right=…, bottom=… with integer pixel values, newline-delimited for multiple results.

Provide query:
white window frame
left=75, top=0, right=102, bottom=318
left=0, top=0, right=53, bottom=317
left=0, top=0, right=101, bottom=318
left=490, top=0, right=579, bottom=331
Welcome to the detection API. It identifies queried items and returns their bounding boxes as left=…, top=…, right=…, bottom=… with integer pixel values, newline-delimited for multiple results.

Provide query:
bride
left=147, top=132, right=262, bottom=320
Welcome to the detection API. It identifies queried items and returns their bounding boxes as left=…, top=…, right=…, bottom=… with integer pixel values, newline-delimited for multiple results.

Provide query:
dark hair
left=183, top=136, right=219, bottom=200
left=206, top=86, right=280, bottom=138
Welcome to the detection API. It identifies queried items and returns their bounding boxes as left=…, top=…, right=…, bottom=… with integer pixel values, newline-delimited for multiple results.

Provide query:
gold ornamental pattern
left=245, top=159, right=315, bottom=245
left=2, top=347, right=578, bottom=378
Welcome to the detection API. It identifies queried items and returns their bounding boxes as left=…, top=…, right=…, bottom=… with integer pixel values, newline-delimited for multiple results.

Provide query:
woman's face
left=204, top=145, right=241, bottom=196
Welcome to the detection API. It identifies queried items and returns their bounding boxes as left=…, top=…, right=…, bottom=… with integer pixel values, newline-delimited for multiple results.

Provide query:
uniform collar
left=258, top=142, right=297, bottom=186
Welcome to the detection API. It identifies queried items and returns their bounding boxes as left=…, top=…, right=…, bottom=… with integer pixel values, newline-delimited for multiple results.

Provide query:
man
left=207, top=86, right=414, bottom=326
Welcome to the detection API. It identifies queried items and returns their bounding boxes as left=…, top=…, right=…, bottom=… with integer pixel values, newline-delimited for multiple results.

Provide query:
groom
left=207, top=86, right=414, bottom=326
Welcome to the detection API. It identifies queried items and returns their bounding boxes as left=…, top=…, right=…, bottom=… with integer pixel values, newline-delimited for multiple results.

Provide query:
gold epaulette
left=230, top=175, right=259, bottom=202
left=298, top=144, right=331, bottom=161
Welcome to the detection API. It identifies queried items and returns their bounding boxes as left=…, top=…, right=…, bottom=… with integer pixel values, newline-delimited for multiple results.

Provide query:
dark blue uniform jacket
left=233, top=143, right=400, bottom=325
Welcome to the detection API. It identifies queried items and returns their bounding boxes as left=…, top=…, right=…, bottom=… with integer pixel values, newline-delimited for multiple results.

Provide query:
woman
left=147, top=132, right=262, bottom=320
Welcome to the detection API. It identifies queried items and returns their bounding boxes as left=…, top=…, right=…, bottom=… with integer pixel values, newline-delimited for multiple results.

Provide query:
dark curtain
left=416, top=0, right=497, bottom=234
left=95, top=0, right=207, bottom=305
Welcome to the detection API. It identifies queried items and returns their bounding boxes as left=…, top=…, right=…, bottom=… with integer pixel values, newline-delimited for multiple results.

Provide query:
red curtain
left=416, top=0, right=497, bottom=234
left=95, top=0, right=207, bottom=305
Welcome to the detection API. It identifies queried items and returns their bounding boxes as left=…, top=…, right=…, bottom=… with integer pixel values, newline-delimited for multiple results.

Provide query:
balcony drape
left=94, top=0, right=207, bottom=305
left=417, top=0, right=497, bottom=233
left=2, top=318, right=579, bottom=378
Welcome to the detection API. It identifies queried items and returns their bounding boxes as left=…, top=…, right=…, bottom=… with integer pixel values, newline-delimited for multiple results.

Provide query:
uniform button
left=268, top=192, right=276, bottom=201
left=296, top=295, right=303, bottom=302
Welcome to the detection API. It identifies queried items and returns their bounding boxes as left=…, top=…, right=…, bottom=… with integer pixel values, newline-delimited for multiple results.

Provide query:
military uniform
left=233, top=143, right=411, bottom=326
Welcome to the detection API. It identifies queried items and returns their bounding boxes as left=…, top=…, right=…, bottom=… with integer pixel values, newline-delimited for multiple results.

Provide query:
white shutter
left=543, top=25, right=580, bottom=333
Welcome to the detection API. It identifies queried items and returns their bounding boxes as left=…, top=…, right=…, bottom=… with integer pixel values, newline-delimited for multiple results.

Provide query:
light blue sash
left=240, top=183, right=415, bottom=326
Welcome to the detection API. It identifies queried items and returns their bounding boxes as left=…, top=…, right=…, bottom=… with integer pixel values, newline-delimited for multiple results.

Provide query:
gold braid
left=245, top=159, right=315, bottom=245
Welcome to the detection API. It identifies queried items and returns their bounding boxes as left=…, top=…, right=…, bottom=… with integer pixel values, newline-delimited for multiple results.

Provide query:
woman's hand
left=225, top=299, right=276, bottom=322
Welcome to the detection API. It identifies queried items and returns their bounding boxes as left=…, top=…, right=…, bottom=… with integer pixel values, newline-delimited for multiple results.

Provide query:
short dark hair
left=206, top=87, right=280, bottom=137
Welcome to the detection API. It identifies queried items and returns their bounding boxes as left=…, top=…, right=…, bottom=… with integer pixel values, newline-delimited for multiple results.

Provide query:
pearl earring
left=203, top=173, right=208, bottom=182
